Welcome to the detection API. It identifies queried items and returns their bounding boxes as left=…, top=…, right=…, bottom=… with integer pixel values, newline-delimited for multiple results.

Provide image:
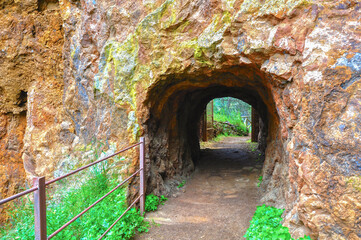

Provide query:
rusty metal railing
left=0, top=137, right=146, bottom=240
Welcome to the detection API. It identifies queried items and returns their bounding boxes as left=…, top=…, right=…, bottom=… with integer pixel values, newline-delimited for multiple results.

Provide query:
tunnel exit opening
left=196, top=96, right=267, bottom=181
left=199, top=97, right=252, bottom=143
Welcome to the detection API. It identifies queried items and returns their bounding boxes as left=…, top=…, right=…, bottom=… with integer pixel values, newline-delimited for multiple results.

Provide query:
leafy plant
left=0, top=160, right=149, bottom=240
left=299, top=236, right=312, bottom=240
left=177, top=180, right=186, bottom=188
left=244, top=205, right=312, bottom=240
left=205, top=97, right=251, bottom=141
left=145, top=194, right=167, bottom=212
left=257, top=176, right=263, bottom=187
left=249, top=142, right=258, bottom=152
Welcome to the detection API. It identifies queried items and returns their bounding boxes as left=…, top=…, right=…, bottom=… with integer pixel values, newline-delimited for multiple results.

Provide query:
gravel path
left=135, top=137, right=262, bottom=240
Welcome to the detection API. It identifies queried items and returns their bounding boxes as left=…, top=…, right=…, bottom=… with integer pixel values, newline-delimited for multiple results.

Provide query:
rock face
left=0, top=0, right=64, bottom=221
left=1, top=0, right=361, bottom=239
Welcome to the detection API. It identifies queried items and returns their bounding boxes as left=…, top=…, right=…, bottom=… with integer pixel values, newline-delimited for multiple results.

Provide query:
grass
left=214, top=112, right=249, bottom=135
left=177, top=180, right=186, bottom=188
left=0, top=160, right=166, bottom=240
left=249, top=142, right=258, bottom=152
left=212, top=133, right=240, bottom=142
left=257, top=176, right=263, bottom=187
left=244, top=205, right=312, bottom=240
left=144, top=194, right=167, bottom=212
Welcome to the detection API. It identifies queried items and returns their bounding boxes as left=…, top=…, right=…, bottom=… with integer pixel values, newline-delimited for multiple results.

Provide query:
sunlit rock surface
left=0, top=0, right=64, bottom=221
left=1, top=0, right=360, bottom=238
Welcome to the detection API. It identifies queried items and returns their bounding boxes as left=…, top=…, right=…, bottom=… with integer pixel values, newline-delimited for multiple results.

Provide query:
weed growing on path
left=257, top=176, right=263, bottom=187
left=244, top=205, right=311, bottom=240
left=177, top=180, right=186, bottom=188
left=249, top=142, right=258, bottom=152
left=145, top=194, right=167, bottom=212
left=212, top=133, right=239, bottom=142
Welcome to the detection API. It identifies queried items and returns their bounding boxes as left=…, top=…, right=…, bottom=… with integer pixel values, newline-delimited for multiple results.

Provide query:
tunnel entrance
left=143, top=66, right=286, bottom=206
left=139, top=66, right=287, bottom=237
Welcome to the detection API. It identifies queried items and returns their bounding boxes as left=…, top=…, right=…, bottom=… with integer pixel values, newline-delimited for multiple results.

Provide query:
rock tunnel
left=1, top=0, right=361, bottom=239
left=143, top=66, right=283, bottom=205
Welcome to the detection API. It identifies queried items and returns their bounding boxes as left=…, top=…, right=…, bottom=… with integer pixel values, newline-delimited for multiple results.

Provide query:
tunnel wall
left=2, top=0, right=360, bottom=239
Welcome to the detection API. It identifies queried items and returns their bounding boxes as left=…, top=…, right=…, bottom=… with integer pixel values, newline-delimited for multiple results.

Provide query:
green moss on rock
left=347, top=176, right=361, bottom=192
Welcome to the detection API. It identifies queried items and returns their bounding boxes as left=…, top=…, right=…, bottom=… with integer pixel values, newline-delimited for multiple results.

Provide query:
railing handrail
left=48, top=168, right=143, bottom=239
left=0, top=186, right=39, bottom=205
left=0, top=137, right=146, bottom=240
left=46, top=142, right=142, bottom=186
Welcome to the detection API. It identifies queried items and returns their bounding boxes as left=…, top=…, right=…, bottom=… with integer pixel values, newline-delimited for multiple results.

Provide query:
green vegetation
left=214, top=112, right=249, bottom=134
left=346, top=176, right=361, bottom=192
left=206, top=97, right=251, bottom=140
left=257, top=176, right=263, bottom=187
left=244, top=205, right=311, bottom=240
left=0, top=160, right=167, bottom=240
left=144, top=194, right=167, bottom=212
left=212, top=132, right=240, bottom=142
left=177, top=180, right=186, bottom=188
left=249, top=142, right=258, bottom=152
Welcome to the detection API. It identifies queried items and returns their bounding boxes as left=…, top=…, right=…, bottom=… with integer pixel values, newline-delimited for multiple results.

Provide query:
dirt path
left=135, top=137, right=262, bottom=240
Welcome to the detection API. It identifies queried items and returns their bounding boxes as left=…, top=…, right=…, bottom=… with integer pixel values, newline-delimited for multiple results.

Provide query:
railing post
left=33, top=177, right=47, bottom=240
left=139, top=137, right=145, bottom=216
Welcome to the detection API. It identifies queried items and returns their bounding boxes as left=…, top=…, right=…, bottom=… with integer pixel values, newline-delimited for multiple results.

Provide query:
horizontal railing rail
left=0, top=186, right=38, bottom=205
left=0, top=137, right=146, bottom=240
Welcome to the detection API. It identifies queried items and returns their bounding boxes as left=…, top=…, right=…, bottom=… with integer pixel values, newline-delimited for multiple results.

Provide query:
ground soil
left=135, top=136, right=263, bottom=240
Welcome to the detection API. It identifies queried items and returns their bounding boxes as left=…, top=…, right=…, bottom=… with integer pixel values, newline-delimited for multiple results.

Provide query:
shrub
left=0, top=161, right=149, bottom=240
left=145, top=194, right=167, bottom=212
left=244, top=205, right=311, bottom=240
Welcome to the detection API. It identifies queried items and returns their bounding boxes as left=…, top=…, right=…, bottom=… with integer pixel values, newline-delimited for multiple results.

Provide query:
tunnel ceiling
left=146, top=67, right=277, bottom=122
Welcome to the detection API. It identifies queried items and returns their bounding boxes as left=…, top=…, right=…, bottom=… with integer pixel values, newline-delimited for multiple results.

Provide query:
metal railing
left=0, top=137, right=146, bottom=240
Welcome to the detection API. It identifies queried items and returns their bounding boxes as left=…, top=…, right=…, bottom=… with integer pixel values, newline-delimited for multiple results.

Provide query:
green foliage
left=177, top=180, right=186, bottom=188
left=212, top=97, right=251, bottom=117
left=213, top=133, right=232, bottom=142
left=1, top=195, right=35, bottom=239
left=249, top=142, right=258, bottom=152
left=145, top=194, right=167, bottom=212
left=298, top=236, right=312, bottom=240
left=346, top=176, right=361, bottom=192
left=0, top=161, right=149, bottom=240
left=244, top=205, right=312, bottom=240
left=257, top=176, right=263, bottom=187
left=207, top=97, right=251, bottom=139
left=213, top=112, right=249, bottom=133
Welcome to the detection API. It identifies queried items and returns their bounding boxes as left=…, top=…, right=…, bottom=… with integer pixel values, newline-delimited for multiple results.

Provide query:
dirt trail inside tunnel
left=135, top=136, right=263, bottom=240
